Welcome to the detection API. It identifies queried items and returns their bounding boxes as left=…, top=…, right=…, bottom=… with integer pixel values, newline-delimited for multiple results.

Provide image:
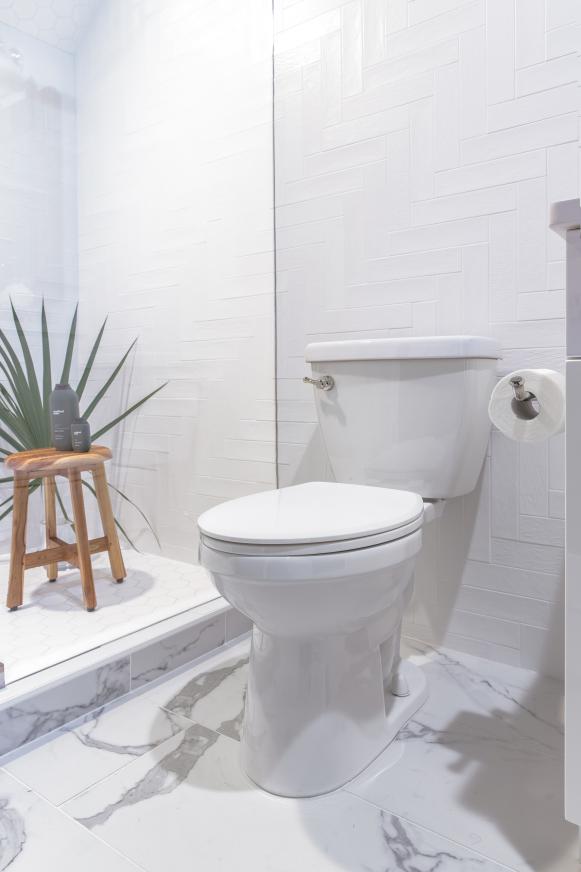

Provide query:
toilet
left=198, top=335, right=501, bottom=797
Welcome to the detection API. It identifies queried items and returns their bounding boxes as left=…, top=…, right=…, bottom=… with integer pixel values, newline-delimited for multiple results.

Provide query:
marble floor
left=0, top=636, right=576, bottom=872
left=0, top=551, right=219, bottom=683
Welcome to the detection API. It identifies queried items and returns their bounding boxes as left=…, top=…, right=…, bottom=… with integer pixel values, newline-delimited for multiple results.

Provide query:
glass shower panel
left=0, top=0, right=275, bottom=686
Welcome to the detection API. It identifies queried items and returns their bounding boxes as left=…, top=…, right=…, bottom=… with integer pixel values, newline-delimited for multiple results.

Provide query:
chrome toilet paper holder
left=510, top=376, right=540, bottom=420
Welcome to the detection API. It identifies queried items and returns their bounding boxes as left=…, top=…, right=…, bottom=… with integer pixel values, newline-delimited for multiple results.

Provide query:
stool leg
left=92, top=464, right=126, bottom=582
left=43, top=476, right=58, bottom=582
left=7, top=475, right=29, bottom=610
left=68, top=471, right=97, bottom=612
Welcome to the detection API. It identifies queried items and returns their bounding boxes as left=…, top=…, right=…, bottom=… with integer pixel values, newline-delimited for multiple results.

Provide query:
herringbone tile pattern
left=274, top=0, right=578, bottom=675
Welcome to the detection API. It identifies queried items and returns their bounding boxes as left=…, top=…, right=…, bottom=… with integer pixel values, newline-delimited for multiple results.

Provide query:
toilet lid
left=197, top=482, right=423, bottom=547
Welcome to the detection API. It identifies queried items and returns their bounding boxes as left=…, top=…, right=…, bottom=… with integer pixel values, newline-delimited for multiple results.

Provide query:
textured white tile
left=486, top=0, right=515, bottom=103
left=546, top=23, right=579, bottom=59
left=520, top=621, right=565, bottom=679
left=433, top=63, right=460, bottom=170
left=462, top=560, right=562, bottom=600
left=549, top=433, right=566, bottom=491
left=520, top=515, right=565, bottom=548
left=517, top=54, right=578, bottom=96
left=388, top=217, right=488, bottom=254
left=549, top=490, right=565, bottom=519
left=459, top=26, right=486, bottom=138
left=488, top=83, right=578, bottom=131
left=547, top=141, right=580, bottom=203
left=456, top=586, right=553, bottom=628
left=517, top=290, right=565, bottom=320
left=447, top=608, right=520, bottom=647
left=341, top=1, right=362, bottom=97
left=491, top=430, right=518, bottom=538
left=273, top=0, right=570, bottom=678
left=366, top=39, right=458, bottom=89
left=489, top=212, right=517, bottom=321
left=515, top=0, right=546, bottom=68
left=461, top=114, right=578, bottom=164
left=413, top=185, right=516, bottom=224
left=547, top=0, right=577, bottom=29
left=517, top=178, right=547, bottom=292
left=436, top=150, right=546, bottom=196
left=362, top=0, right=386, bottom=66
left=388, top=3, right=485, bottom=57
left=409, top=98, right=434, bottom=200
left=492, top=538, right=564, bottom=575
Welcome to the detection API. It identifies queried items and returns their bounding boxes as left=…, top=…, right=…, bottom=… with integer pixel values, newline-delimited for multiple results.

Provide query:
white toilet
left=198, top=335, right=501, bottom=797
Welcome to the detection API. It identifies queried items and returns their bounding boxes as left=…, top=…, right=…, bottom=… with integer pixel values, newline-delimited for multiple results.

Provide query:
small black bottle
left=71, top=418, right=91, bottom=452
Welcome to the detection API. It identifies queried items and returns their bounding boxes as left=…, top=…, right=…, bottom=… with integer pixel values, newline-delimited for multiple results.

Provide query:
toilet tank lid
left=305, top=335, right=502, bottom=362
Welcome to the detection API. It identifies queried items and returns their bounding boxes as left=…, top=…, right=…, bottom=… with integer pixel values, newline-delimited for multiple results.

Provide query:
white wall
left=76, top=0, right=276, bottom=561
left=0, top=21, right=77, bottom=545
left=274, top=0, right=578, bottom=677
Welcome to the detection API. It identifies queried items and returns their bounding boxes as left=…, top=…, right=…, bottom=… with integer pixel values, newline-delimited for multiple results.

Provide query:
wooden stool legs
left=43, top=476, right=58, bottom=583
left=68, top=470, right=97, bottom=612
left=92, top=465, right=126, bottom=583
left=7, top=475, right=29, bottom=611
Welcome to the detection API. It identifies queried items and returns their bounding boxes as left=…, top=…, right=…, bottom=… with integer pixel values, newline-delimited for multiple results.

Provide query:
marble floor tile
left=63, top=722, right=510, bottom=872
left=0, top=770, right=141, bottom=871
left=2, top=695, right=191, bottom=806
left=348, top=642, right=577, bottom=872
left=142, top=638, right=248, bottom=740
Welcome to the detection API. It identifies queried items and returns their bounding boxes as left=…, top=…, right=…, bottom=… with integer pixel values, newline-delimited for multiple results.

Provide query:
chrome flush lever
left=303, top=375, right=335, bottom=391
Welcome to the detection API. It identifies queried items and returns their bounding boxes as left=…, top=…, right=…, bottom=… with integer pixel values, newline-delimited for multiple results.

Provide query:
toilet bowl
left=199, top=481, right=428, bottom=797
left=198, top=335, right=501, bottom=797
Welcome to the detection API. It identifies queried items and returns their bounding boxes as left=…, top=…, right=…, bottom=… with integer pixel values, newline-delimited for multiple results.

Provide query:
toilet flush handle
left=303, top=375, right=335, bottom=391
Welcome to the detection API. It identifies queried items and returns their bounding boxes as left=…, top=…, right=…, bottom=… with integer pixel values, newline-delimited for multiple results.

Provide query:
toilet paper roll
left=488, top=368, right=565, bottom=443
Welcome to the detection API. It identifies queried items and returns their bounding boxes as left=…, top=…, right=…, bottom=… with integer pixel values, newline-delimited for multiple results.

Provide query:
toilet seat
left=198, top=481, right=423, bottom=557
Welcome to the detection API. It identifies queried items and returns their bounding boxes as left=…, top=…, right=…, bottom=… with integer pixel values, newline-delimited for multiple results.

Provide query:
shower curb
left=0, top=598, right=251, bottom=759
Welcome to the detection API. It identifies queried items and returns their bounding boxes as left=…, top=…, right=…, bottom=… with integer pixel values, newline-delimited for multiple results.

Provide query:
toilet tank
left=305, top=335, right=502, bottom=499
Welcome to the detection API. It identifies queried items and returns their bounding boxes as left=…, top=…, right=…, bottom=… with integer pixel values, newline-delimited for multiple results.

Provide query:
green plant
left=0, top=299, right=167, bottom=548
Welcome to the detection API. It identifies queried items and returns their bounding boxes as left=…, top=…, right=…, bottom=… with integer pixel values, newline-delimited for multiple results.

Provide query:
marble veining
left=145, top=643, right=249, bottom=738
left=379, top=812, right=491, bottom=871
left=0, top=795, right=26, bottom=870
left=0, top=771, right=139, bottom=870
left=76, top=724, right=220, bottom=830
left=0, top=658, right=130, bottom=756
left=2, top=694, right=192, bottom=806
left=130, top=616, right=226, bottom=689
left=0, top=639, right=575, bottom=870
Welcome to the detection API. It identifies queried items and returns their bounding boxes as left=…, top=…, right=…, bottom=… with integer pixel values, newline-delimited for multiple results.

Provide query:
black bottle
left=49, top=384, right=79, bottom=450
left=71, top=418, right=91, bottom=452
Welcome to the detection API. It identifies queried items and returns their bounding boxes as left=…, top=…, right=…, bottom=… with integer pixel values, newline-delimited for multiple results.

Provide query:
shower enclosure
left=0, top=0, right=275, bottom=686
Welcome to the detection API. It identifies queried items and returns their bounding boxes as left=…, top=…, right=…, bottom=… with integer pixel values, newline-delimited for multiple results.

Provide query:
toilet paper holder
left=510, top=376, right=540, bottom=420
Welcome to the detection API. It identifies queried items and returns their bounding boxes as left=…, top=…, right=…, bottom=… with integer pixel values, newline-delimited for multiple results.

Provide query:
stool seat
left=4, top=445, right=126, bottom=612
left=5, top=445, right=112, bottom=476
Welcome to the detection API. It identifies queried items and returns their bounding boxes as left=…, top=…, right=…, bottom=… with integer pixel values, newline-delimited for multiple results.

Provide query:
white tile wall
left=0, top=21, right=77, bottom=546
left=274, top=0, right=576, bottom=677
left=76, top=0, right=276, bottom=561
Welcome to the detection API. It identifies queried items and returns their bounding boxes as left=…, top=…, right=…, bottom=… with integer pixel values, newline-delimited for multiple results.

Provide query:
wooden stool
left=4, top=446, right=126, bottom=612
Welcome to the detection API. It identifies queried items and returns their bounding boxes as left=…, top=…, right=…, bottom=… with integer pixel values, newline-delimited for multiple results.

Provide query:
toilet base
left=240, top=628, right=428, bottom=798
